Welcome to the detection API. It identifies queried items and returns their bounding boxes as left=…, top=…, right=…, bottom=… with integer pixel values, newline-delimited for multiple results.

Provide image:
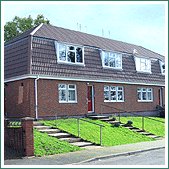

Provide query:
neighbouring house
left=4, top=23, right=165, bottom=119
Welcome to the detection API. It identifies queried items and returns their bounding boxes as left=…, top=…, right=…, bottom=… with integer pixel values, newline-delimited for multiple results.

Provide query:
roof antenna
left=79, top=24, right=81, bottom=31
left=77, top=22, right=79, bottom=31
left=108, top=30, right=111, bottom=38
left=102, top=28, right=104, bottom=37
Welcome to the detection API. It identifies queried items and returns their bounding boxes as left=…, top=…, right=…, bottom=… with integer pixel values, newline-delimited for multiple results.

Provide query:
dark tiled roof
left=5, top=23, right=164, bottom=60
left=4, top=24, right=165, bottom=85
left=30, top=36, right=165, bottom=86
left=33, top=24, right=164, bottom=61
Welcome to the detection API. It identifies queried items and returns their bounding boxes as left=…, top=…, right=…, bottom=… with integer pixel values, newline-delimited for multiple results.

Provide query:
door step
left=88, top=115, right=109, bottom=120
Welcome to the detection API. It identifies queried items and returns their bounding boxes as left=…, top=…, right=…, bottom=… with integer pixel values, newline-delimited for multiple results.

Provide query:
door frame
left=87, top=85, right=95, bottom=113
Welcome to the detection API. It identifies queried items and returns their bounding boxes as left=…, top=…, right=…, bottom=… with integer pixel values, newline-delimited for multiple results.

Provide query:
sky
left=2, top=1, right=168, bottom=56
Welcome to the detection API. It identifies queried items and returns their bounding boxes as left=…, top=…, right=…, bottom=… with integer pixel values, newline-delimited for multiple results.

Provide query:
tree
left=4, top=14, right=50, bottom=42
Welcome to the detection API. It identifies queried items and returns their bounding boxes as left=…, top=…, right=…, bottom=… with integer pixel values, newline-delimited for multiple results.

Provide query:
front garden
left=120, top=117, right=165, bottom=136
left=34, top=117, right=165, bottom=156
left=34, top=129, right=81, bottom=157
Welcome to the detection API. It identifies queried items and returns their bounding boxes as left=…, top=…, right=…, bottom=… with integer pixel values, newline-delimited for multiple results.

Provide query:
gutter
left=4, top=74, right=165, bottom=87
left=35, top=75, right=39, bottom=120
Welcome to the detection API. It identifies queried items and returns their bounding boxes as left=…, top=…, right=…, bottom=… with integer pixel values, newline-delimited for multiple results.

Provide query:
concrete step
left=139, top=132, right=154, bottom=136
left=100, top=118, right=111, bottom=121
left=33, top=121, right=44, bottom=126
left=122, top=126, right=138, bottom=129
left=84, top=145, right=102, bottom=149
left=147, top=135, right=161, bottom=139
left=109, top=121, right=121, bottom=124
left=71, top=141, right=94, bottom=147
left=88, top=115, right=109, bottom=120
left=130, top=129, right=145, bottom=132
left=38, top=128, right=61, bottom=134
left=60, top=137, right=82, bottom=143
left=34, top=125, right=51, bottom=130
left=48, top=133, right=72, bottom=138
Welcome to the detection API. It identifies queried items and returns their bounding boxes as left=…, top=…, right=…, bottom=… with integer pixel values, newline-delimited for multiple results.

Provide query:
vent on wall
left=133, top=49, right=138, bottom=55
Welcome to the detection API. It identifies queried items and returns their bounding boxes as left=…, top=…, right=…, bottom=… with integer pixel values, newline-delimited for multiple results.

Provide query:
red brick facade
left=5, top=78, right=165, bottom=119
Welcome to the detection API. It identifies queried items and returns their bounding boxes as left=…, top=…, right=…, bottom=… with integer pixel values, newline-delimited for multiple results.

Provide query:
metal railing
left=77, top=118, right=105, bottom=145
left=100, top=104, right=164, bottom=131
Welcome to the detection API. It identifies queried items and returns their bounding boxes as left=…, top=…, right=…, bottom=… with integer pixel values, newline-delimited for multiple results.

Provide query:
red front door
left=87, top=86, right=94, bottom=112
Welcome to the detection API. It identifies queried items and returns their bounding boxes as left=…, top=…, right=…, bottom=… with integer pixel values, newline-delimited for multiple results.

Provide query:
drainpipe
left=161, top=87, right=164, bottom=107
left=35, top=75, right=39, bottom=120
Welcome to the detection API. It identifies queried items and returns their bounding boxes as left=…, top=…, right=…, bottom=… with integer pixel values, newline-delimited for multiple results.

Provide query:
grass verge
left=41, top=118, right=154, bottom=147
left=120, top=117, right=165, bottom=137
left=34, top=129, right=81, bottom=157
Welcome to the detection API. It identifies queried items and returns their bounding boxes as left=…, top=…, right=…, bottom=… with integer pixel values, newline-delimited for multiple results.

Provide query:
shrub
left=113, top=122, right=120, bottom=127
left=125, top=120, right=133, bottom=127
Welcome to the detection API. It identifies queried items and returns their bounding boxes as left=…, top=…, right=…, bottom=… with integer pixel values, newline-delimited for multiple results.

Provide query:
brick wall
left=5, top=78, right=164, bottom=118
left=5, top=79, right=33, bottom=118
left=36, top=79, right=162, bottom=118
left=4, top=117, right=34, bottom=157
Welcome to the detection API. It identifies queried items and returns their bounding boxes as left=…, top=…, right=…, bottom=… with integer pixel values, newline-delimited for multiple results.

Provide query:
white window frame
left=102, top=51, right=122, bottom=69
left=56, top=42, right=85, bottom=66
left=58, top=84, right=77, bottom=103
left=104, top=86, right=124, bottom=102
left=137, top=88, right=153, bottom=102
left=135, top=57, right=151, bottom=73
left=159, top=60, right=165, bottom=75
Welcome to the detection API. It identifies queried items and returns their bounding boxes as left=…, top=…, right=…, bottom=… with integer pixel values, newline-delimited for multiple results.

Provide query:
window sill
left=103, top=66, right=123, bottom=71
left=57, top=61, right=85, bottom=67
left=59, top=101, right=77, bottom=104
left=104, top=100, right=124, bottom=103
left=137, top=100, right=153, bottom=102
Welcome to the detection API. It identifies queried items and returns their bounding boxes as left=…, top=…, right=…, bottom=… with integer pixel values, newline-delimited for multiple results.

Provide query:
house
left=4, top=23, right=165, bottom=119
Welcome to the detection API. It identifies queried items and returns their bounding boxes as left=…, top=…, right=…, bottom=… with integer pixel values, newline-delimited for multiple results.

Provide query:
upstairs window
left=135, top=57, right=151, bottom=73
left=104, top=86, right=124, bottom=102
left=137, top=88, right=153, bottom=102
left=159, top=60, right=165, bottom=75
left=56, top=42, right=84, bottom=65
left=58, top=84, right=77, bottom=103
left=102, top=51, right=122, bottom=69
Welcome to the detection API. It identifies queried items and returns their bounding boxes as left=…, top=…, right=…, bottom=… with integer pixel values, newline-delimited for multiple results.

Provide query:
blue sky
left=2, top=1, right=167, bottom=56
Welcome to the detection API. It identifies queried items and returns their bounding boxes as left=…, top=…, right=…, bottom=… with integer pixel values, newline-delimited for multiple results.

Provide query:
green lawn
left=34, top=129, right=81, bottom=157
left=120, top=117, right=165, bottom=137
left=41, top=118, right=154, bottom=147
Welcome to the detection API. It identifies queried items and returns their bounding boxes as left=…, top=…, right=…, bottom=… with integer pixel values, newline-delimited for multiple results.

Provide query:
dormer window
left=135, top=57, right=151, bottom=73
left=159, top=60, right=165, bottom=75
left=56, top=42, right=84, bottom=65
left=102, top=51, right=122, bottom=69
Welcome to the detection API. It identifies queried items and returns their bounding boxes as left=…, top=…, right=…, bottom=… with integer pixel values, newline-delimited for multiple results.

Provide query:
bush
left=113, top=122, right=120, bottom=127
left=125, top=120, right=133, bottom=127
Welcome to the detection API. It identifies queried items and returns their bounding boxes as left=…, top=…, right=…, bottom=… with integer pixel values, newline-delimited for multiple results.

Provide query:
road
left=79, top=148, right=165, bottom=165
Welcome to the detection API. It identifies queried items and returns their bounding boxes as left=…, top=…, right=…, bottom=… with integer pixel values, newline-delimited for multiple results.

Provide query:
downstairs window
left=104, top=86, right=124, bottom=102
left=58, top=84, right=77, bottom=103
left=137, top=88, right=153, bottom=102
